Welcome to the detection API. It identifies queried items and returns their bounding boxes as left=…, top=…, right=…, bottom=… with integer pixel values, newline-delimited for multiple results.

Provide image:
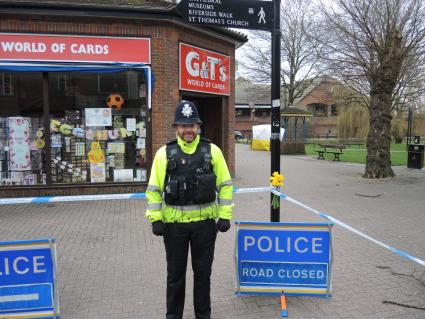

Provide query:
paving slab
left=0, top=143, right=424, bottom=318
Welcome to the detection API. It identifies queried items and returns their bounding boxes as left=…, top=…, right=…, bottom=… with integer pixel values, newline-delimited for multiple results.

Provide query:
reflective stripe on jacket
left=145, top=135, right=233, bottom=223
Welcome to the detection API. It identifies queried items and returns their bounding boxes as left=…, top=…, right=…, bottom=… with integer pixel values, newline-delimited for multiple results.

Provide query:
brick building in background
left=295, top=75, right=339, bottom=138
left=235, top=75, right=339, bottom=139
left=0, top=0, right=246, bottom=197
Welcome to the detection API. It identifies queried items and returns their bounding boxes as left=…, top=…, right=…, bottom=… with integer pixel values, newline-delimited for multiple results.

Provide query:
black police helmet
left=173, top=100, right=202, bottom=125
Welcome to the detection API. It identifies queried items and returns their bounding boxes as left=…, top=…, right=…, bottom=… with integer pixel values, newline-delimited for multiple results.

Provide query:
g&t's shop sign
left=179, top=43, right=230, bottom=96
left=235, top=221, right=333, bottom=297
left=0, top=33, right=151, bottom=64
left=0, top=238, right=60, bottom=319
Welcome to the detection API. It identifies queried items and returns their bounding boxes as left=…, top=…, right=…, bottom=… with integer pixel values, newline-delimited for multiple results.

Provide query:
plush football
left=107, top=93, right=124, bottom=109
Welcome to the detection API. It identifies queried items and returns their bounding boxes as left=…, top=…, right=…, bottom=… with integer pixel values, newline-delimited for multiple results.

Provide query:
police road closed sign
left=235, top=222, right=333, bottom=297
left=0, top=239, right=59, bottom=319
left=179, top=43, right=230, bottom=96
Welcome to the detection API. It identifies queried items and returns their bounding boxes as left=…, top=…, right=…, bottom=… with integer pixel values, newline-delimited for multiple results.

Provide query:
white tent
left=251, top=124, right=284, bottom=151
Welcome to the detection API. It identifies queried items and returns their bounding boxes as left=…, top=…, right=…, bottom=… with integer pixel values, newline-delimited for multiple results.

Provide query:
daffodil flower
left=269, top=172, right=284, bottom=209
left=270, top=171, right=284, bottom=187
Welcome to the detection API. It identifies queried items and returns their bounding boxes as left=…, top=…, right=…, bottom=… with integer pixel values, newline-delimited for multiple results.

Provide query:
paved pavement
left=1, top=143, right=425, bottom=318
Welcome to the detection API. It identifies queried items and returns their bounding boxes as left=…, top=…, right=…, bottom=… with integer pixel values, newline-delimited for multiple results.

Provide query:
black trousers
left=164, top=219, right=217, bottom=319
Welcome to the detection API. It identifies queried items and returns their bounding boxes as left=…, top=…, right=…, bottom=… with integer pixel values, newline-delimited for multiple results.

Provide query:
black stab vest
left=164, top=138, right=216, bottom=206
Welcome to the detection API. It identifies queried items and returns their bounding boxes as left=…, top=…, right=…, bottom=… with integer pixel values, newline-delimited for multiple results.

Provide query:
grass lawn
left=305, top=143, right=408, bottom=166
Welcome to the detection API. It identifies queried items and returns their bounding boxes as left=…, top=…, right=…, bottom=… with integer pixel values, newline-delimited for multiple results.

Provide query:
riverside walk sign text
left=176, top=0, right=273, bottom=31
left=235, top=222, right=333, bottom=297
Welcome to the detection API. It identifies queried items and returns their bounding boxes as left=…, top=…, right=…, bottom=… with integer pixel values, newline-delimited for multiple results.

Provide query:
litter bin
left=407, top=144, right=424, bottom=169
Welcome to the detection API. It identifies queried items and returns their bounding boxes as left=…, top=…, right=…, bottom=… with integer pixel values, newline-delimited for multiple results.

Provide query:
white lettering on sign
left=206, top=56, right=219, bottom=80
left=33, top=256, right=46, bottom=273
left=70, top=44, right=109, bottom=55
left=258, top=236, right=272, bottom=252
left=241, top=267, right=325, bottom=279
left=186, top=51, right=200, bottom=77
left=277, top=269, right=325, bottom=279
left=243, top=235, right=324, bottom=254
left=188, top=9, right=217, bottom=17
left=51, top=43, right=66, bottom=53
left=0, top=256, right=47, bottom=276
left=242, top=267, right=274, bottom=278
left=244, top=236, right=255, bottom=251
left=218, top=12, right=233, bottom=19
left=13, top=257, right=30, bottom=274
left=312, top=237, right=323, bottom=253
left=226, top=20, right=249, bottom=27
left=188, top=3, right=214, bottom=10
left=1, top=42, right=47, bottom=53
left=294, top=237, right=308, bottom=253
left=1, top=41, right=109, bottom=55
left=185, top=50, right=227, bottom=82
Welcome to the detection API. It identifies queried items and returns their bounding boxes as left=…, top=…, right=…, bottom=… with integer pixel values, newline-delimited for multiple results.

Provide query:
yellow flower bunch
left=270, top=171, right=284, bottom=209
left=270, top=171, right=284, bottom=187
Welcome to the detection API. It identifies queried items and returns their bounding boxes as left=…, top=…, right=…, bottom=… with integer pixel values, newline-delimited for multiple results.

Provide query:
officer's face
left=176, top=123, right=199, bottom=142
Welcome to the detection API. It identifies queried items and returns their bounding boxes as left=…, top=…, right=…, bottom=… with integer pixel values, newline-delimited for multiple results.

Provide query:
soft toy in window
left=88, top=141, right=105, bottom=163
left=107, top=93, right=124, bottom=109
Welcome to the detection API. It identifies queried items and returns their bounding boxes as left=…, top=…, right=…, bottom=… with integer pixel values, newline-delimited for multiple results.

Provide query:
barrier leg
left=280, top=292, right=288, bottom=317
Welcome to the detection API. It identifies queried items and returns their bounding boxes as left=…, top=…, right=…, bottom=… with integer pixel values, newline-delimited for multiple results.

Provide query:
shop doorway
left=182, top=95, right=223, bottom=149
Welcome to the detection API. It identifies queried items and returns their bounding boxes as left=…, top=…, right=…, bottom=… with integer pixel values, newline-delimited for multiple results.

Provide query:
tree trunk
left=363, top=92, right=395, bottom=178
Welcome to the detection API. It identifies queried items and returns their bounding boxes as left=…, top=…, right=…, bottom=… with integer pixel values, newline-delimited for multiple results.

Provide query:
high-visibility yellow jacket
left=145, top=135, right=233, bottom=223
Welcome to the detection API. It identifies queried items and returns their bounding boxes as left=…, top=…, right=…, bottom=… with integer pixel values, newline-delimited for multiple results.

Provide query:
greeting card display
left=8, top=117, right=31, bottom=171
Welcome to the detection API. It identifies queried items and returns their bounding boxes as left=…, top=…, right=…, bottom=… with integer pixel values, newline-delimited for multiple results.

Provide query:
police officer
left=145, top=100, right=233, bottom=319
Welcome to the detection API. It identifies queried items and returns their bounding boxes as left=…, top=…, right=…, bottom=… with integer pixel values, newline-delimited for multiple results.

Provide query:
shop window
left=0, top=72, right=45, bottom=186
left=48, top=72, right=148, bottom=184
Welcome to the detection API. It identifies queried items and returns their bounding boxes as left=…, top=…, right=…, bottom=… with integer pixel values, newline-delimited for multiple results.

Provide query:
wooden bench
left=316, top=144, right=346, bottom=161
left=338, top=140, right=365, bottom=148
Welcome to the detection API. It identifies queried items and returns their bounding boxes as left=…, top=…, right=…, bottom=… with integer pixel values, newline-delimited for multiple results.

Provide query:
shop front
left=0, top=1, right=245, bottom=197
left=0, top=33, right=152, bottom=196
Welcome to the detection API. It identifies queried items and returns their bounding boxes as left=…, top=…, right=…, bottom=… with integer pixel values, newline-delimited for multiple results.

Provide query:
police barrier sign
left=235, top=222, right=333, bottom=297
left=0, top=238, right=60, bottom=319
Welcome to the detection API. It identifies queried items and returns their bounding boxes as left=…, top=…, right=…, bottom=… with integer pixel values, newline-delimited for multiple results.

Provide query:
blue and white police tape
left=234, top=186, right=272, bottom=194
left=0, top=186, right=272, bottom=206
left=2, top=186, right=423, bottom=268
left=271, top=188, right=425, bottom=268
left=0, top=193, right=147, bottom=205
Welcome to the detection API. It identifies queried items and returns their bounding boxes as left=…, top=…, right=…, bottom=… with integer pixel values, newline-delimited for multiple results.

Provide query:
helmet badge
left=181, top=103, right=193, bottom=118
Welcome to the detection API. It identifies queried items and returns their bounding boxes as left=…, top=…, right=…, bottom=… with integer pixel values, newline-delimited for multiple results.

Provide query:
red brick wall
left=0, top=14, right=236, bottom=196
left=297, top=81, right=338, bottom=137
left=297, top=82, right=336, bottom=109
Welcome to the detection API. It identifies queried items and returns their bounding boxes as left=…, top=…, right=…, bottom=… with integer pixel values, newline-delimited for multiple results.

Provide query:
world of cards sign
left=235, top=221, right=333, bottom=297
left=176, top=0, right=273, bottom=31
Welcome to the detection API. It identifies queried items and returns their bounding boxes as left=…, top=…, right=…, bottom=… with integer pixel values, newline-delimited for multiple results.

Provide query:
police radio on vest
left=185, top=51, right=227, bottom=81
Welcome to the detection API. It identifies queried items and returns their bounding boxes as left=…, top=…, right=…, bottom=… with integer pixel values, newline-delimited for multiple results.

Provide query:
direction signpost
left=176, top=0, right=273, bottom=31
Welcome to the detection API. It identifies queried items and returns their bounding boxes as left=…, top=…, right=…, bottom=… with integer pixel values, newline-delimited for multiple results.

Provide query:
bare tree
left=238, top=0, right=321, bottom=107
left=317, top=0, right=425, bottom=178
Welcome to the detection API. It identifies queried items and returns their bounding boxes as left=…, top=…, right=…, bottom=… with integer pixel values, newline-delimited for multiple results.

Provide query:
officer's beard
left=182, top=132, right=197, bottom=142
left=177, top=131, right=197, bottom=143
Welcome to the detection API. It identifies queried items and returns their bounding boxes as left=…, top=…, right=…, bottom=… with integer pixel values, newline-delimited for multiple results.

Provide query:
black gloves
left=152, top=220, right=167, bottom=236
left=216, top=218, right=231, bottom=233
